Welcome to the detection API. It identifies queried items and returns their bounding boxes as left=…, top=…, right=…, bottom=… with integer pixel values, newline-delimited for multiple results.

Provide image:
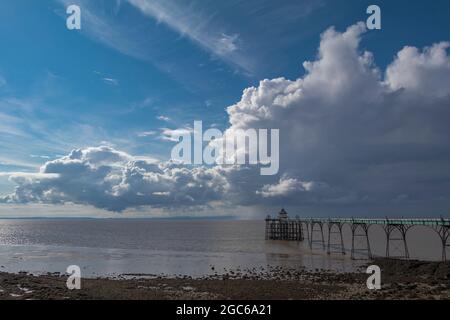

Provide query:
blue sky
left=1, top=0, right=450, bottom=217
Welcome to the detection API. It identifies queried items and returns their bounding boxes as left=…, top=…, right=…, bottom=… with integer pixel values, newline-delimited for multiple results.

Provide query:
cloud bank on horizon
left=2, top=22, right=450, bottom=215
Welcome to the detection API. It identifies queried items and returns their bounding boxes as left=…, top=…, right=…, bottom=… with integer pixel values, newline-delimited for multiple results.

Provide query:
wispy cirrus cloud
left=137, top=130, right=157, bottom=137
left=125, top=0, right=252, bottom=73
left=55, top=0, right=325, bottom=85
left=54, top=0, right=254, bottom=95
left=93, top=71, right=120, bottom=86
left=215, top=33, right=240, bottom=55
left=102, top=77, right=120, bottom=86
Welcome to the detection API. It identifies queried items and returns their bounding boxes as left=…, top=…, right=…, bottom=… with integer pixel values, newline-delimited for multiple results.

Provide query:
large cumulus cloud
left=1, top=146, right=230, bottom=211
left=3, top=22, right=450, bottom=214
left=223, top=23, right=450, bottom=211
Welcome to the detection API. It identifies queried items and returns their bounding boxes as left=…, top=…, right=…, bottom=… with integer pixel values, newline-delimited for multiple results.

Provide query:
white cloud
left=102, top=77, right=119, bottom=86
left=157, top=115, right=171, bottom=122
left=0, top=172, right=59, bottom=179
left=125, top=0, right=253, bottom=72
left=160, top=127, right=192, bottom=142
left=222, top=22, right=450, bottom=210
left=257, top=176, right=324, bottom=198
left=385, top=42, right=450, bottom=98
left=4, top=22, right=450, bottom=215
left=215, top=33, right=239, bottom=55
left=1, top=146, right=230, bottom=212
left=30, top=154, right=51, bottom=159
left=137, top=130, right=157, bottom=137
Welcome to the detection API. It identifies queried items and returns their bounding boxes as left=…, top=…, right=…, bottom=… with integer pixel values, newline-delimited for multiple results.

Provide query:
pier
left=265, top=209, right=450, bottom=261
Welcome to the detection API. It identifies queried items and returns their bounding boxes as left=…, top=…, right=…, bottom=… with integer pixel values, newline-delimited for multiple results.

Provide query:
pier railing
left=265, top=216, right=450, bottom=261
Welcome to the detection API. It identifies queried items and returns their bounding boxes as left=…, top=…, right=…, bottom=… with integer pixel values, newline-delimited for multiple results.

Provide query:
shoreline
left=0, top=259, right=448, bottom=300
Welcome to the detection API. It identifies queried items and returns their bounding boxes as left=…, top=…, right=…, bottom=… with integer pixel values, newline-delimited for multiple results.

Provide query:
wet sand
left=0, top=259, right=449, bottom=300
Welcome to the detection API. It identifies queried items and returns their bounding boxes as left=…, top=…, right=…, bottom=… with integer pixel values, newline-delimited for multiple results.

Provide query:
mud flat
left=0, top=259, right=448, bottom=300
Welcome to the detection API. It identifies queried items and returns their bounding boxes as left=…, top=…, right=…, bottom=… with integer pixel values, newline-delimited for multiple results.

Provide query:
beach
left=1, top=259, right=449, bottom=300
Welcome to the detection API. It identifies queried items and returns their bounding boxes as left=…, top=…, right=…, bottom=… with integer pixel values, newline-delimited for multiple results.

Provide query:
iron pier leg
left=327, top=224, right=331, bottom=255
left=339, top=224, right=346, bottom=255
left=365, top=224, right=372, bottom=260
left=401, top=226, right=410, bottom=259
left=443, top=226, right=449, bottom=262
left=351, top=224, right=355, bottom=259
left=320, top=223, right=325, bottom=251
left=308, top=223, right=313, bottom=249
left=384, top=225, right=391, bottom=258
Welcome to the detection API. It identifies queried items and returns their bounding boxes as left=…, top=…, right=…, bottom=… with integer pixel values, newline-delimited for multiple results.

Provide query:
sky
left=1, top=0, right=450, bottom=218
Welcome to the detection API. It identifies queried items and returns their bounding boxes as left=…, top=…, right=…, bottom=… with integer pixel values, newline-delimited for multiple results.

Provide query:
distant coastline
left=0, top=215, right=239, bottom=220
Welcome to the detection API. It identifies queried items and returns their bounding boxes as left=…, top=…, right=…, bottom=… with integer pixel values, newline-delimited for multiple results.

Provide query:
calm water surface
left=0, top=219, right=443, bottom=278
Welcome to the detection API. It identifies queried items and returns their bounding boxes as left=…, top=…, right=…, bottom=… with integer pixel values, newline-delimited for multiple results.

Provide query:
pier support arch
left=327, top=221, right=346, bottom=255
left=351, top=222, right=372, bottom=260
left=432, top=222, right=450, bottom=262
left=384, top=222, right=412, bottom=259
left=309, top=220, right=326, bottom=250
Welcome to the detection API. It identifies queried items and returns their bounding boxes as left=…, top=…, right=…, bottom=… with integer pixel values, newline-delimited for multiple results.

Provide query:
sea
left=0, top=219, right=444, bottom=278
